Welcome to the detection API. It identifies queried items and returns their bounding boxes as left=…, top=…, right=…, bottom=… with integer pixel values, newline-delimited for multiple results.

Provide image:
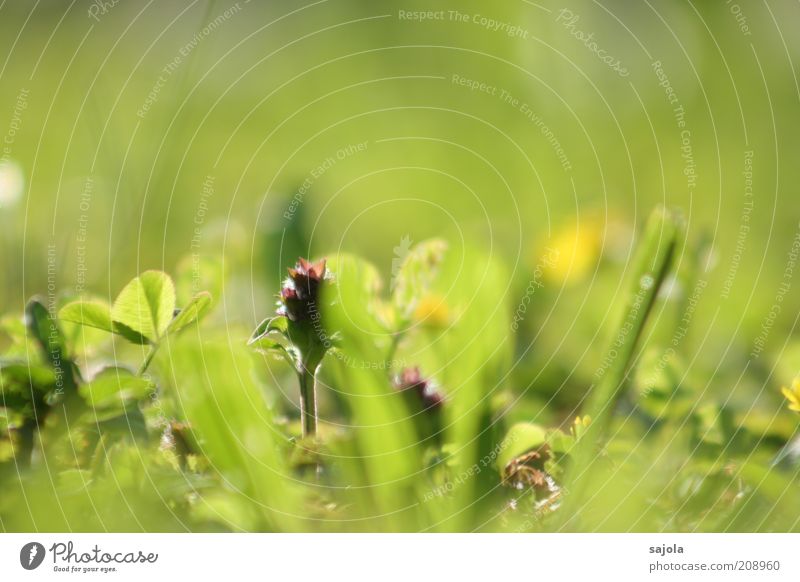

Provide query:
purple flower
left=278, top=258, right=327, bottom=322
left=394, top=367, right=445, bottom=411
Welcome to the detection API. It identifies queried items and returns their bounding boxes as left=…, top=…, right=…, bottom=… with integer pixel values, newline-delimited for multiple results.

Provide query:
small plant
left=0, top=299, right=81, bottom=468
left=0, top=270, right=211, bottom=482
left=249, top=258, right=333, bottom=437
left=59, top=270, right=212, bottom=375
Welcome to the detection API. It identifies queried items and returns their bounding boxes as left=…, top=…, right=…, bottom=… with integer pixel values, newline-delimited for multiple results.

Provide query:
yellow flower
left=781, top=378, right=800, bottom=413
left=413, top=294, right=451, bottom=328
left=541, top=219, right=601, bottom=285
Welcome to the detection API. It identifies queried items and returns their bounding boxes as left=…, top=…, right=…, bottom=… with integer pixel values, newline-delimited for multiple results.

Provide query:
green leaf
left=58, top=301, right=114, bottom=333
left=87, top=406, right=149, bottom=434
left=248, top=315, right=287, bottom=344
left=25, top=299, right=67, bottom=367
left=112, top=323, right=150, bottom=346
left=248, top=316, right=295, bottom=365
left=170, top=335, right=301, bottom=530
left=0, top=359, right=57, bottom=389
left=24, top=299, right=79, bottom=392
left=324, top=254, right=422, bottom=528
left=405, top=245, right=512, bottom=528
left=79, top=367, right=154, bottom=411
left=167, top=292, right=212, bottom=335
left=326, top=254, right=386, bottom=335
left=559, top=206, right=681, bottom=526
left=59, top=299, right=150, bottom=345
left=111, top=271, right=176, bottom=343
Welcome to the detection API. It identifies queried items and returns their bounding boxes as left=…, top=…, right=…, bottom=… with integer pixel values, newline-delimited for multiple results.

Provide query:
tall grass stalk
left=559, top=207, right=681, bottom=528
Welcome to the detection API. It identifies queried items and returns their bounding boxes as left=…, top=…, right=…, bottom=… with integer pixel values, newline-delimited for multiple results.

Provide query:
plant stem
left=559, top=207, right=680, bottom=528
left=137, top=343, right=161, bottom=376
left=386, top=331, right=403, bottom=366
left=298, top=362, right=318, bottom=437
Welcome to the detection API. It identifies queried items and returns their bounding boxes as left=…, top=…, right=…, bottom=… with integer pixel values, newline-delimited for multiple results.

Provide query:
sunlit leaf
left=167, top=292, right=212, bottom=335
left=111, top=271, right=176, bottom=343
left=59, top=301, right=114, bottom=333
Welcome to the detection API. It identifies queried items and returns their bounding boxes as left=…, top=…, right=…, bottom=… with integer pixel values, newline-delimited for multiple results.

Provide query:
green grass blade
left=559, top=207, right=681, bottom=528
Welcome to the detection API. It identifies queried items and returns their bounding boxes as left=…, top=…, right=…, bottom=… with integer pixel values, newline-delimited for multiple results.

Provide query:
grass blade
left=559, top=207, right=681, bottom=528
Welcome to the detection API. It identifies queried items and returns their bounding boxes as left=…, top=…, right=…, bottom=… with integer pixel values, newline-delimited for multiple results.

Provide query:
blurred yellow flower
left=542, top=219, right=601, bottom=285
left=413, top=294, right=450, bottom=328
left=781, top=378, right=800, bottom=413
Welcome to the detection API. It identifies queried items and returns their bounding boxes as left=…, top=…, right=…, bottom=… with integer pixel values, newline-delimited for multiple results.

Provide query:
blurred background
left=1, top=0, right=799, bottom=430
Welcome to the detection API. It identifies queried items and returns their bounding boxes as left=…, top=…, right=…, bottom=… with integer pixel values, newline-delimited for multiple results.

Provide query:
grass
left=2, top=0, right=800, bottom=534
left=2, top=207, right=799, bottom=532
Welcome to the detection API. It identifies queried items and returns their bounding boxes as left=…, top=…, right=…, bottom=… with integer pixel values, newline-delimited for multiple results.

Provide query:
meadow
left=1, top=0, right=799, bottom=532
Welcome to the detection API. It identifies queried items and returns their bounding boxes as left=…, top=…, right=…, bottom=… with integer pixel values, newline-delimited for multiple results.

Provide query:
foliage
left=1, top=210, right=799, bottom=532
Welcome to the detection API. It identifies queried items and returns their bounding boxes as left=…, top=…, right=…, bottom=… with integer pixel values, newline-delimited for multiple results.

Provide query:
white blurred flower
left=0, top=160, right=24, bottom=207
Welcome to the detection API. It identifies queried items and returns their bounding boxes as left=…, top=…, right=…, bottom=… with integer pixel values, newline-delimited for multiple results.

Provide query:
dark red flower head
left=278, top=258, right=327, bottom=322
left=394, top=367, right=444, bottom=411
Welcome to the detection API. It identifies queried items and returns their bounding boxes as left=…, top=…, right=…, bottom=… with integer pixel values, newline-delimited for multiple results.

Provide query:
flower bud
left=394, top=367, right=445, bottom=411
left=278, top=258, right=327, bottom=322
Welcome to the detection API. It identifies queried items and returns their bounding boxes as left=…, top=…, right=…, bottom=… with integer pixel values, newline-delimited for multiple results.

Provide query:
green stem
left=386, top=331, right=403, bottom=366
left=298, top=362, right=318, bottom=437
left=559, top=207, right=681, bottom=527
left=137, top=343, right=161, bottom=376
